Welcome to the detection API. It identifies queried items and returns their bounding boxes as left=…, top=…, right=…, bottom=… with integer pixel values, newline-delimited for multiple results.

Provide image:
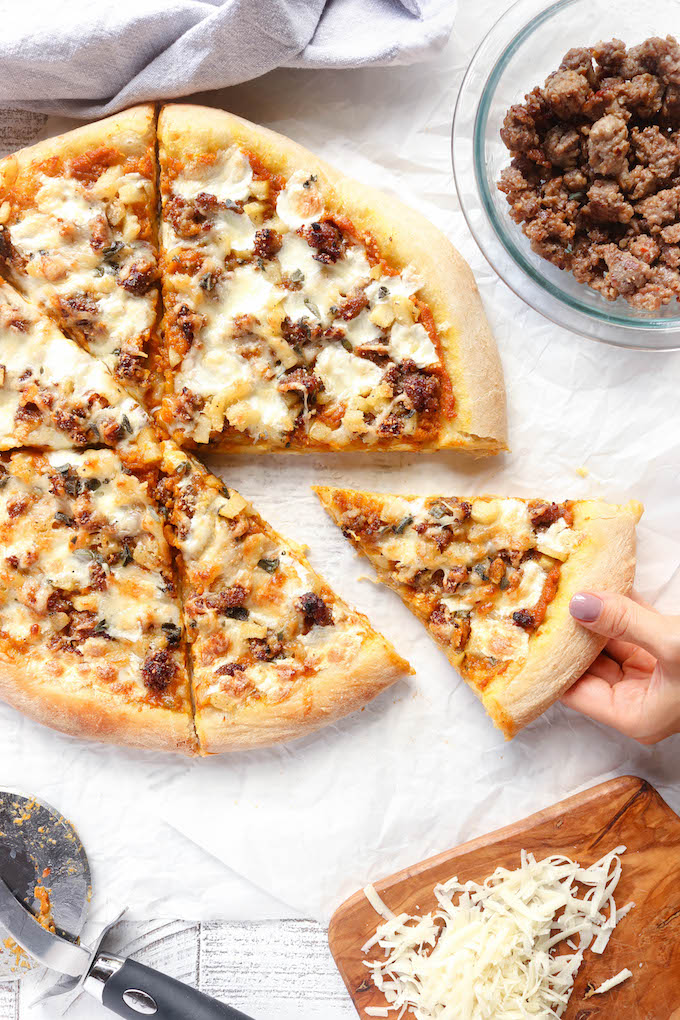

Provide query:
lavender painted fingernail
left=569, top=593, right=602, bottom=622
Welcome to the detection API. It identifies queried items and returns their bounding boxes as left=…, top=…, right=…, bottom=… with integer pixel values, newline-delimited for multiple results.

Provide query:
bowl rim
left=451, top=0, right=680, bottom=352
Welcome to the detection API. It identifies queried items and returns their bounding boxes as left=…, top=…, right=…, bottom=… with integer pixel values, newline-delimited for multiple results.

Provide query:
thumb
left=569, top=591, right=670, bottom=661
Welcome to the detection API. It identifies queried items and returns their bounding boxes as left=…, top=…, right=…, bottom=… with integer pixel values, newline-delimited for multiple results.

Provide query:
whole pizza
left=0, top=104, right=642, bottom=752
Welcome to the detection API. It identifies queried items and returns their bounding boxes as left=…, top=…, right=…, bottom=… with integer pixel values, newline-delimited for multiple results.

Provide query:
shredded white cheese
left=362, top=847, right=634, bottom=1019
left=586, top=968, right=633, bottom=997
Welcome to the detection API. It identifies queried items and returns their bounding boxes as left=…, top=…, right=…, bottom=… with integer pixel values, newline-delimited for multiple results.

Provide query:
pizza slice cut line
left=0, top=277, right=153, bottom=452
left=156, top=444, right=412, bottom=753
left=314, top=485, right=643, bottom=737
left=0, top=443, right=197, bottom=753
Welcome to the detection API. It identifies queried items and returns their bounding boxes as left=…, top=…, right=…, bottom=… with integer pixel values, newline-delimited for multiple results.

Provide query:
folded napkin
left=3, top=0, right=455, bottom=118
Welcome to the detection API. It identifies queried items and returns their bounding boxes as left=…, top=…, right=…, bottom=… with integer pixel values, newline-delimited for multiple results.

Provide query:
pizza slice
left=0, top=105, right=159, bottom=392
left=0, top=278, right=151, bottom=450
left=154, top=104, right=506, bottom=453
left=157, top=444, right=411, bottom=751
left=315, top=486, right=643, bottom=737
left=0, top=446, right=195, bottom=752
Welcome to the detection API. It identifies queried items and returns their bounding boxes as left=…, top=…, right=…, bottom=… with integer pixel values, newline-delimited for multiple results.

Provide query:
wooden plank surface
left=328, top=776, right=680, bottom=1020
left=1, top=919, right=358, bottom=1019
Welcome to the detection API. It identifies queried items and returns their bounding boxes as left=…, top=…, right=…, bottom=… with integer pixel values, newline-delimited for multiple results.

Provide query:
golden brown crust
left=158, top=104, right=507, bottom=454
left=482, top=499, right=643, bottom=737
left=0, top=654, right=197, bottom=754
left=195, top=632, right=410, bottom=753
left=315, top=486, right=643, bottom=738
left=0, top=105, right=156, bottom=184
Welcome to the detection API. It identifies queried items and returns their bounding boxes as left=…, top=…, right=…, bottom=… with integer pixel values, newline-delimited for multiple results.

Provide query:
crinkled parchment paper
left=0, top=2, right=677, bottom=957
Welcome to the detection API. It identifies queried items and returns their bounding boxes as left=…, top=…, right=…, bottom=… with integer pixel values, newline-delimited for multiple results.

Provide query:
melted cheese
left=96, top=287, right=155, bottom=346
left=315, top=345, right=383, bottom=401
left=388, top=321, right=438, bottom=368
left=4, top=169, right=157, bottom=374
left=0, top=450, right=183, bottom=698
left=163, top=149, right=445, bottom=447
left=467, top=616, right=529, bottom=661
left=226, top=385, right=297, bottom=440
left=172, top=146, right=253, bottom=203
left=276, top=170, right=324, bottom=228
left=0, top=285, right=149, bottom=449
left=536, top=519, right=578, bottom=561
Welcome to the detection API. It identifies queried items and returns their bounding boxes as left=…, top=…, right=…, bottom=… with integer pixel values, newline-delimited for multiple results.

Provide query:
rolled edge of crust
left=0, top=105, right=156, bottom=183
left=483, top=499, right=644, bottom=738
left=195, top=630, right=411, bottom=753
left=0, top=656, right=197, bottom=754
left=158, top=103, right=508, bottom=454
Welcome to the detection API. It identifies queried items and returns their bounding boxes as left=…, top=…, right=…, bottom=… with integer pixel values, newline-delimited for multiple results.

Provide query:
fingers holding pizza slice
left=0, top=105, right=159, bottom=394
left=154, top=105, right=506, bottom=454
left=314, top=485, right=643, bottom=738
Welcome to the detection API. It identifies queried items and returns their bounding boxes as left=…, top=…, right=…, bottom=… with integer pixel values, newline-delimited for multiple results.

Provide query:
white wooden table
left=1, top=918, right=358, bottom=1019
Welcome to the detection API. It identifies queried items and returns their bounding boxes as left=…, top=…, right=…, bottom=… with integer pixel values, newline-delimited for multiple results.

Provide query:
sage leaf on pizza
left=157, top=445, right=411, bottom=752
left=0, top=105, right=159, bottom=392
left=154, top=105, right=506, bottom=453
left=0, top=279, right=150, bottom=450
left=315, top=486, right=643, bottom=737
left=0, top=447, right=195, bottom=753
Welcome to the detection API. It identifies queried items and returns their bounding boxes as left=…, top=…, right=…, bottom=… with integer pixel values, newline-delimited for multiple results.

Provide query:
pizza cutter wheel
left=0, top=790, right=255, bottom=1018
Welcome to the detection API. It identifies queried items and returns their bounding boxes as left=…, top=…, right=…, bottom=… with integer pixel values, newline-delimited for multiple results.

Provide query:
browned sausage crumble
left=498, top=36, right=680, bottom=310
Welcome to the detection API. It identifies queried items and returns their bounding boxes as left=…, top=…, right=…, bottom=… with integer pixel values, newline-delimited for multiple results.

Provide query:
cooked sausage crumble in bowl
left=452, top=0, right=680, bottom=350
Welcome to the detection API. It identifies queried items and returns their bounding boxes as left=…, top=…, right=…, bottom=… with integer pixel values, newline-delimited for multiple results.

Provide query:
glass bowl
left=452, top=0, right=680, bottom=351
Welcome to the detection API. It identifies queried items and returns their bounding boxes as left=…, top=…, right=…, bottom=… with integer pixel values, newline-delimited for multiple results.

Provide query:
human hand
left=560, top=591, right=680, bottom=744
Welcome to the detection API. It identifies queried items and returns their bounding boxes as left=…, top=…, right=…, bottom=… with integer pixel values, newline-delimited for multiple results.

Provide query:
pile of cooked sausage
left=498, top=36, right=680, bottom=310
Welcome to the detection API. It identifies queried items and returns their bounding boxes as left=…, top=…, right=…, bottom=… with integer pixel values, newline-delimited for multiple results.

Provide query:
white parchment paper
left=0, top=0, right=678, bottom=945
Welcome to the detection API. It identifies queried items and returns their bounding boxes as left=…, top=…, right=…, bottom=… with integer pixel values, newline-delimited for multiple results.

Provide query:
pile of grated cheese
left=361, top=846, right=634, bottom=1019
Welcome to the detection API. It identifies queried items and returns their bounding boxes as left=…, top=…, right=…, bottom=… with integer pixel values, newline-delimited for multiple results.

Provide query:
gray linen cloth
left=2, top=0, right=455, bottom=118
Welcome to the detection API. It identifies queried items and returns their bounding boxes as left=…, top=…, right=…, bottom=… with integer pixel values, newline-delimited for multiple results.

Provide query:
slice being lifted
left=0, top=446, right=195, bottom=753
left=0, top=279, right=150, bottom=450
left=158, top=445, right=411, bottom=751
left=0, top=105, right=159, bottom=391
left=315, top=486, right=643, bottom=737
left=155, top=105, right=506, bottom=453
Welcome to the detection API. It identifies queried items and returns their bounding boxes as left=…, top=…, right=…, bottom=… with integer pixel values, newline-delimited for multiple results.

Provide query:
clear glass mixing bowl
left=452, top=0, right=680, bottom=350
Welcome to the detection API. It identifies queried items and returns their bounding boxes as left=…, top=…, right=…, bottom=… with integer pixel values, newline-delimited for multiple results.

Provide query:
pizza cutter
left=0, top=790, right=255, bottom=1019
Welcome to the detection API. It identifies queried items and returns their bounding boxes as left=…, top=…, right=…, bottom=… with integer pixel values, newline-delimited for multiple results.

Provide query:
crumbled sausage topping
left=498, top=36, right=680, bottom=309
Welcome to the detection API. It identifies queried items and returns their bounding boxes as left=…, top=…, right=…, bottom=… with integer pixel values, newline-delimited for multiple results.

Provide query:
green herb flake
left=393, top=515, right=414, bottom=535
left=304, top=297, right=321, bottom=319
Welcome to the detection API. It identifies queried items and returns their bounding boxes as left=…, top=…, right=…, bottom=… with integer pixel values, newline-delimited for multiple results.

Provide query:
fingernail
left=569, top=593, right=602, bottom=622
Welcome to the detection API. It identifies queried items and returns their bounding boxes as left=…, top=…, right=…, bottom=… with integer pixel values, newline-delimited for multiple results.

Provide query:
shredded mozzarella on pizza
left=362, top=847, right=634, bottom=1019
left=161, top=147, right=447, bottom=448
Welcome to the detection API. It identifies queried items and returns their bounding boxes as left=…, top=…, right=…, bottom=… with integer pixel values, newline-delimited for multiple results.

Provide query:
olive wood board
left=328, top=776, right=680, bottom=1020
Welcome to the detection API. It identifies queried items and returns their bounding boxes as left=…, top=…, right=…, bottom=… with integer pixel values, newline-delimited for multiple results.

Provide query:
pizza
left=0, top=446, right=195, bottom=752
left=0, top=104, right=646, bottom=753
left=0, top=435, right=410, bottom=752
left=0, top=105, right=158, bottom=392
left=0, top=279, right=150, bottom=450
left=153, top=105, right=506, bottom=453
left=314, top=486, right=643, bottom=737
left=156, top=445, right=410, bottom=751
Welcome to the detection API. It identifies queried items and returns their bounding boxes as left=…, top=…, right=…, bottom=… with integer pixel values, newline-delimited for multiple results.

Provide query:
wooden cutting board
left=329, top=776, right=680, bottom=1020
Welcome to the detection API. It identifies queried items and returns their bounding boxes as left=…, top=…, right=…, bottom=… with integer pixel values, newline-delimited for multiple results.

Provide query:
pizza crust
left=0, top=655, right=197, bottom=754
left=482, top=499, right=643, bottom=738
left=195, top=631, right=410, bottom=753
left=158, top=104, right=507, bottom=454
left=0, top=105, right=156, bottom=184
left=315, top=487, right=644, bottom=738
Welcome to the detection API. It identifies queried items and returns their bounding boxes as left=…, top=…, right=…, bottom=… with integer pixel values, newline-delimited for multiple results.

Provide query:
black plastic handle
left=101, top=957, right=256, bottom=1020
